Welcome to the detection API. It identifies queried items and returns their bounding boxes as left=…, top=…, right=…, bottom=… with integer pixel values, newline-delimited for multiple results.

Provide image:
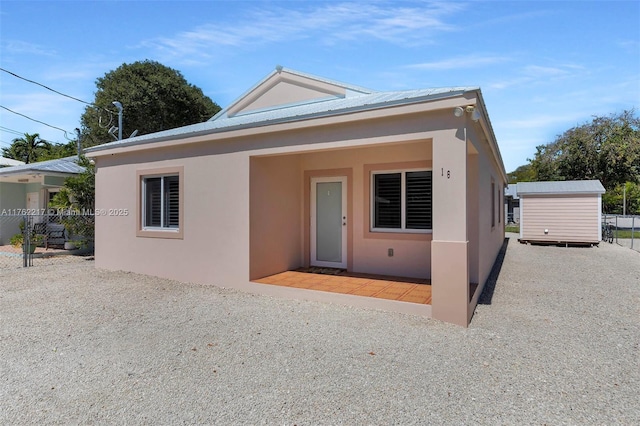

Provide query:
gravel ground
left=1, top=234, right=638, bottom=425
left=616, top=238, right=640, bottom=253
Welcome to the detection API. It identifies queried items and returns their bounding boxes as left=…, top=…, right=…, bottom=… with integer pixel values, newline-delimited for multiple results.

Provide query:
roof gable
left=216, top=66, right=373, bottom=119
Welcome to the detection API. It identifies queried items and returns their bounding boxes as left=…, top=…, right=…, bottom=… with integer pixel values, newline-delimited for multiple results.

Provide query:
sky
left=0, top=1, right=638, bottom=172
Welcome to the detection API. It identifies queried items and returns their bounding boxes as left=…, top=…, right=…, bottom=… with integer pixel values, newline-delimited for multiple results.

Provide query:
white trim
left=598, top=194, right=602, bottom=241
left=519, top=197, right=524, bottom=239
left=310, top=176, right=347, bottom=268
left=370, top=168, right=432, bottom=233
left=141, top=174, right=180, bottom=231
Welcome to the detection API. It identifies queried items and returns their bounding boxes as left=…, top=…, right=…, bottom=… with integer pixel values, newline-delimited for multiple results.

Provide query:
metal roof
left=85, top=85, right=478, bottom=153
left=0, top=156, right=85, bottom=177
left=516, top=180, right=605, bottom=195
left=505, top=183, right=519, bottom=199
left=0, top=157, right=25, bottom=167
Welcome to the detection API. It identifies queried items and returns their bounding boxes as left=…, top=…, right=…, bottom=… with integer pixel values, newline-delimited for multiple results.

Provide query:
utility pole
left=623, top=183, right=627, bottom=216
left=75, top=128, right=82, bottom=157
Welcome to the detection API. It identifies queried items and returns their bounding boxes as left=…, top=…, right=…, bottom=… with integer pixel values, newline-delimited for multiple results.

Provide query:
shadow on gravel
left=478, top=237, right=510, bottom=305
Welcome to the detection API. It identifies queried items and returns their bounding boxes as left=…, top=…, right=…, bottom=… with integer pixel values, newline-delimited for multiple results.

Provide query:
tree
left=527, top=110, right=640, bottom=187
left=49, top=156, right=95, bottom=245
left=603, top=182, right=640, bottom=215
left=50, top=156, right=95, bottom=212
left=39, top=140, right=78, bottom=161
left=1, top=133, right=52, bottom=163
left=80, top=60, right=221, bottom=147
left=507, top=164, right=535, bottom=183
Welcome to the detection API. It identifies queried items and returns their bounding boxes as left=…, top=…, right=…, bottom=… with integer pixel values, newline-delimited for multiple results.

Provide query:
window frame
left=491, top=179, right=496, bottom=229
left=136, top=166, right=184, bottom=239
left=370, top=168, right=432, bottom=234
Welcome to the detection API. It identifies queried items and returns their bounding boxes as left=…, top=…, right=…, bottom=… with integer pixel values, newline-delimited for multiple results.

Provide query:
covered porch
left=248, top=119, right=484, bottom=325
left=253, top=270, right=481, bottom=306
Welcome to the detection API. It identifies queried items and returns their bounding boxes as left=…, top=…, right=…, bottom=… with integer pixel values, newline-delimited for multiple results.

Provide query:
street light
left=112, top=101, right=123, bottom=141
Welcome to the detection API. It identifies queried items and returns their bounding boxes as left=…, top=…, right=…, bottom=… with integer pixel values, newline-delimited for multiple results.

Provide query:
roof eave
left=474, top=90, right=508, bottom=185
left=0, top=169, right=83, bottom=178
left=517, top=190, right=606, bottom=196
left=86, top=89, right=475, bottom=155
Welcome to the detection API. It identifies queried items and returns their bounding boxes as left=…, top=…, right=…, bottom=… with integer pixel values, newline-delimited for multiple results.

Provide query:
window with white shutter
left=371, top=169, right=432, bottom=232
left=137, top=166, right=183, bottom=238
left=143, top=175, right=180, bottom=229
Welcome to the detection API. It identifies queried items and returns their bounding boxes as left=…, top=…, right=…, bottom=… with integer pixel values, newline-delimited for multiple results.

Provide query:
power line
left=0, top=105, right=72, bottom=140
left=0, top=125, right=25, bottom=136
left=0, top=67, right=116, bottom=116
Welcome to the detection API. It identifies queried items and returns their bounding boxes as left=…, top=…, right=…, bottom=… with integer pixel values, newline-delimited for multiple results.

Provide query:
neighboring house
left=505, top=183, right=520, bottom=223
left=85, top=67, right=508, bottom=327
left=0, top=156, right=85, bottom=245
left=517, top=180, right=605, bottom=245
left=0, top=157, right=26, bottom=167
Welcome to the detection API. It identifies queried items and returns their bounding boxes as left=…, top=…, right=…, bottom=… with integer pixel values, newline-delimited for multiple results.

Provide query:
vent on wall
left=18, top=179, right=29, bottom=183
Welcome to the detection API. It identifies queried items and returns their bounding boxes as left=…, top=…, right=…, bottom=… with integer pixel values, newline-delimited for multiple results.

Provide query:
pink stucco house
left=86, top=67, right=507, bottom=326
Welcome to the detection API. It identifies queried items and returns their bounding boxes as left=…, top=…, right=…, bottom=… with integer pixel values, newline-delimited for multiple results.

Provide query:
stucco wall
left=470, top=125, right=506, bottom=295
left=249, top=155, right=303, bottom=280
left=300, top=141, right=432, bottom=279
left=44, top=176, right=66, bottom=187
left=95, top=145, right=251, bottom=286
left=92, top=103, right=506, bottom=329
left=94, top=110, right=453, bottom=286
left=0, top=182, right=26, bottom=245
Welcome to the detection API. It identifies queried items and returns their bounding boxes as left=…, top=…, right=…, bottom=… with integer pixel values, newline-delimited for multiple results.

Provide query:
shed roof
left=516, top=180, right=605, bottom=195
left=0, top=156, right=84, bottom=177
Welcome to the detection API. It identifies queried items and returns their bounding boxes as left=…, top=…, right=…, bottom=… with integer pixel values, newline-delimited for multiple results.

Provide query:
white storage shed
left=517, top=180, right=605, bottom=245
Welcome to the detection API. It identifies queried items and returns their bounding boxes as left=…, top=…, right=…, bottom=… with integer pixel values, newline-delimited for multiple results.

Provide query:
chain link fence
left=602, top=214, right=639, bottom=253
left=0, top=212, right=94, bottom=270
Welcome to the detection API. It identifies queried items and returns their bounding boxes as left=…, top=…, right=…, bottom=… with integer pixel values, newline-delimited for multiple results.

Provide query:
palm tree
left=3, top=133, right=51, bottom=164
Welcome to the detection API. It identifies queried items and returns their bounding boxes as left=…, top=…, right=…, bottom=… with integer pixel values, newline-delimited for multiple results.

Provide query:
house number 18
left=441, top=168, right=450, bottom=179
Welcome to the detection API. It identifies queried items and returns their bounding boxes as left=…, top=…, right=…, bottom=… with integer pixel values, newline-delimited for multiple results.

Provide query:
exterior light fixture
left=453, top=105, right=482, bottom=122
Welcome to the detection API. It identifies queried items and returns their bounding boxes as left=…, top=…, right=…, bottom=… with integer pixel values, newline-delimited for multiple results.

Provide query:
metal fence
left=602, top=214, right=639, bottom=253
left=0, top=212, right=94, bottom=270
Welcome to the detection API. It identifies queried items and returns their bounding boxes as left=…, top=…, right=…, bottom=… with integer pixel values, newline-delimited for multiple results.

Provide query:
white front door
left=26, top=192, right=39, bottom=210
left=311, top=176, right=347, bottom=269
left=26, top=191, right=42, bottom=224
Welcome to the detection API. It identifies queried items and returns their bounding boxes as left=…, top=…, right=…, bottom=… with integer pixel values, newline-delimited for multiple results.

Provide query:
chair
left=31, top=222, right=66, bottom=250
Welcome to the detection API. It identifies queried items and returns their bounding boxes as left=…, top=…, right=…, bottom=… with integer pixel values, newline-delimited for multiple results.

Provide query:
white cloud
left=1, top=92, right=83, bottom=143
left=617, top=39, right=640, bottom=53
left=489, top=63, right=584, bottom=90
left=139, top=2, right=465, bottom=62
left=2, top=40, right=56, bottom=56
left=499, top=112, right=587, bottom=130
left=406, top=55, right=509, bottom=70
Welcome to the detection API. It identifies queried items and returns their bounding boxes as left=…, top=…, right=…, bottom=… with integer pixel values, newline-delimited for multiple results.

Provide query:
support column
left=431, top=126, right=469, bottom=326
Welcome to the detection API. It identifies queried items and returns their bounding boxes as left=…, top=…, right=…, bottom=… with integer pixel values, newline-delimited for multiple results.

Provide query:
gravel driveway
left=1, top=235, right=638, bottom=425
